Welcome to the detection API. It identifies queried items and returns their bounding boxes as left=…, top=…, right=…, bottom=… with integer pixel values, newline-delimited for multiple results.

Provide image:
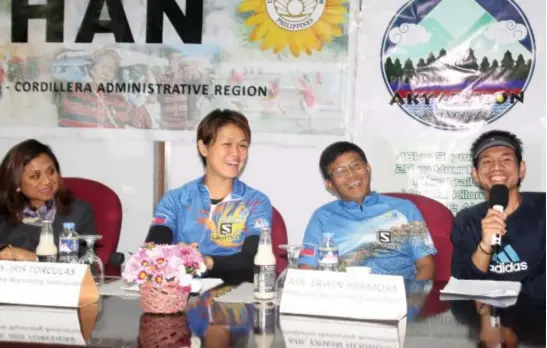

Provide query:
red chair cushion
left=418, top=281, right=451, bottom=318
left=63, top=177, right=123, bottom=264
left=385, top=192, right=454, bottom=281
left=271, top=207, right=288, bottom=275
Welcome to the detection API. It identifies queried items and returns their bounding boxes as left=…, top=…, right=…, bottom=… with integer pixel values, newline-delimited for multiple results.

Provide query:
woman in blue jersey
left=146, top=109, right=272, bottom=284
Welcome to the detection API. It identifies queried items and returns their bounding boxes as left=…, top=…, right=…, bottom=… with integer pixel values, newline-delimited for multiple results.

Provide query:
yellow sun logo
left=239, top=0, right=347, bottom=57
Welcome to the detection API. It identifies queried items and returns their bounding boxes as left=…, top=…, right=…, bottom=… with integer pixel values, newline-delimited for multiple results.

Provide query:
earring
left=16, top=188, right=20, bottom=192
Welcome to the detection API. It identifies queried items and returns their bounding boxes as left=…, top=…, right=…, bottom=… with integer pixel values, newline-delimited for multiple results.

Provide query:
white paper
left=279, top=269, right=407, bottom=321
left=280, top=315, right=404, bottom=348
left=99, top=279, right=139, bottom=298
left=440, top=277, right=521, bottom=298
left=439, top=294, right=518, bottom=308
left=0, top=305, right=85, bottom=345
left=0, top=261, right=88, bottom=308
left=99, top=278, right=223, bottom=298
left=214, top=282, right=255, bottom=304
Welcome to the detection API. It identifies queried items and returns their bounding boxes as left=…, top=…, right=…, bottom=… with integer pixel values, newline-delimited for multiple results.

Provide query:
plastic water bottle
left=59, top=222, right=79, bottom=263
left=253, top=227, right=276, bottom=300
left=318, top=232, right=340, bottom=271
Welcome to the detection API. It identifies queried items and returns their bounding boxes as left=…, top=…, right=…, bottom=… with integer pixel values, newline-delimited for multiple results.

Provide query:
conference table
left=0, top=277, right=544, bottom=348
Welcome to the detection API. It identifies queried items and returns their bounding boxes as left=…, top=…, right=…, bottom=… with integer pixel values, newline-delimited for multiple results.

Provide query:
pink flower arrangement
left=122, top=243, right=207, bottom=288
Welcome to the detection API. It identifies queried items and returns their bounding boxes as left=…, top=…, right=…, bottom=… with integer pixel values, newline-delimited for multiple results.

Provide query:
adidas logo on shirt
left=489, top=244, right=528, bottom=274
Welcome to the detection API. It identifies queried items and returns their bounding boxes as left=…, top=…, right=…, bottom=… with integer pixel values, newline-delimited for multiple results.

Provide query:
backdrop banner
left=355, top=0, right=545, bottom=212
left=0, top=0, right=359, bottom=138
left=0, top=0, right=544, bottom=211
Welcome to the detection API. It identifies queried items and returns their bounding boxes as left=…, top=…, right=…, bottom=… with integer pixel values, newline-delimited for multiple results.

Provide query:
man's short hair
left=319, top=141, right=368, bottom=180
left=471, top=130, right=523, bottom=168
left=196, top=109, right=251, bottom=166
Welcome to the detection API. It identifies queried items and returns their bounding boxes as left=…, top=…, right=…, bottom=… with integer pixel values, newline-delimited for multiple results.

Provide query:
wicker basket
left=138, top=313, right=191, bottom=348
left=140, top=281, right=191, bottom=314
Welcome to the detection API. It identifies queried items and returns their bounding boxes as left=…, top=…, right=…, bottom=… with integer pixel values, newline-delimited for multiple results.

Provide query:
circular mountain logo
left=381, top=0, right=535, bottom=130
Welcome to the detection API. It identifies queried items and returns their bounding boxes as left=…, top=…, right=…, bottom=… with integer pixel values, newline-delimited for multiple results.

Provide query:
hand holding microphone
left=480, top=185, right=509, bottom=254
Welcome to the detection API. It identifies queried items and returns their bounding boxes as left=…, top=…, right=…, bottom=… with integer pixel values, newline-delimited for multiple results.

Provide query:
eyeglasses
left=329, top=161, right=366, bottom=179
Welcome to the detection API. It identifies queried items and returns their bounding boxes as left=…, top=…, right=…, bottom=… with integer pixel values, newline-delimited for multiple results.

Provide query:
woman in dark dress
left=0, top=139, right=97, bottom=261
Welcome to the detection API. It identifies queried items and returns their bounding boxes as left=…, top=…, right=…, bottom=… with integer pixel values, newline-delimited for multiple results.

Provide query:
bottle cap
left=63, top=222, right=75, bottom=229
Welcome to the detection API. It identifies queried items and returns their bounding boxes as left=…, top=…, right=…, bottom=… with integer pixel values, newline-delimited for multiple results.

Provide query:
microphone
left=488, top=185, right=509, bottom=252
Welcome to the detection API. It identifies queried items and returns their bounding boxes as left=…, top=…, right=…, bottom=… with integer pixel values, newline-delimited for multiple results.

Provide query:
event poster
left=0, top=0, right=544, bottom=212
left=0, top=0, right=357, bottom=136
left=356, top=0, right=545, bottom=212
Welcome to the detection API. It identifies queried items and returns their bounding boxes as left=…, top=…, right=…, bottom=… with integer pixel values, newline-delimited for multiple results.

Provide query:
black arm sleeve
left=145, top=225, right=174, bottom=244
left=207, top=235, right=259, bottom=284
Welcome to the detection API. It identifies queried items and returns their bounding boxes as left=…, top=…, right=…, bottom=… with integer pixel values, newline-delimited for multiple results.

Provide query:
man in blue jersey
left=451, top=130, right=545, bottom=301
left=299, top=141, right=436, bottom=280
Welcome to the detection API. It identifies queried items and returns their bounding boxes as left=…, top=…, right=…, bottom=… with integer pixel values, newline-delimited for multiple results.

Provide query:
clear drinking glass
left=79, top=235, right=104, bottom=286
left=275, top=244, right=306, bottom=303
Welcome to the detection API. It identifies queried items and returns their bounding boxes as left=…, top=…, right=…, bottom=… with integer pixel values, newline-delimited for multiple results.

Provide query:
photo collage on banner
left=356, top=0, right=545, bottom=212
left=0, top=0, right=544, bottom=213
left=0, top=0, right=359, bottom=136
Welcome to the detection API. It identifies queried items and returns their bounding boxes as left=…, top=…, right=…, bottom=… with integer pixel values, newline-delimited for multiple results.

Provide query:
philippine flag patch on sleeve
left=152, top=214, right=168, bottom=225
left=300, top=245, right=316, bottom=257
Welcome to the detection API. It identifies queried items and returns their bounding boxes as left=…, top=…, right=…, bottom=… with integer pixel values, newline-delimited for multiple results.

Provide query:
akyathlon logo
left=381, top=0, right=536, bottom=131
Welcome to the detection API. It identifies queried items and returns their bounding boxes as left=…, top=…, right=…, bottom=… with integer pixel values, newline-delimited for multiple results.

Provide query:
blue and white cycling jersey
left=152, top=177, right=272, bottom=256
left=300, top=192, right=436, bottom=279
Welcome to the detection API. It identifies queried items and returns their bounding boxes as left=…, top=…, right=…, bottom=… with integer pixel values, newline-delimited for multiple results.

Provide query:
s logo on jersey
left=489, top=244, right=528, bottom=274
left=220, top=223, right=232, bottom=235
left=378, top=230, right=392, bottom=243
left=205, top=202, right=249, bottom=248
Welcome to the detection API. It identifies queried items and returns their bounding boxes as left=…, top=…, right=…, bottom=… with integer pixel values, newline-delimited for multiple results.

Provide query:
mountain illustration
left=383, top=0, right=534, bottom=92
left=387, top=18, right=454, bottom=62
left=454, top=12, right=493, bottom=44
left=451, top=12, right=532, bottom=62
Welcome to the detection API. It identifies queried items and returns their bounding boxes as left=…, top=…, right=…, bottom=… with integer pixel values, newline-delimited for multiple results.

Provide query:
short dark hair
left=471, top=130, right=523, bottom=168
left=319, top=141, right=368, bottom=180
left=0, top=139, right=73, bottom=223
left=196, top=109, right=251, bottom=166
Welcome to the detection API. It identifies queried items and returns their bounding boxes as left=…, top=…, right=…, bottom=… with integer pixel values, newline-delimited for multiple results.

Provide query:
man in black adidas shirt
left=451, top=130, right=545, bottom=302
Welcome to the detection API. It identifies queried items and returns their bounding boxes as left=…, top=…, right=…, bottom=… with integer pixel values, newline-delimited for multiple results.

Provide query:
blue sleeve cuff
left=414, top=247, right=437, bottom=262
left=298, top=255, right=318, bottom=267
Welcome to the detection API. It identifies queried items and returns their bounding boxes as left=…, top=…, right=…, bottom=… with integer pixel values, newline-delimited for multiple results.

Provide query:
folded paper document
left=99, top=278, right=223, bottom=297
left=439, top=294, right=518, bottom=308
left=440, top=277, right=521, bottom=298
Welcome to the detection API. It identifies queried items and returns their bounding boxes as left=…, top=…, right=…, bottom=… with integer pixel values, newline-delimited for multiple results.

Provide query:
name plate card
left=0, top=303, right=99, bottom=345
left=279, top=269, right=407, bottom=321
left=0, top=261, right=99, bottom=308
left=280, top=315, right=405, bottom=348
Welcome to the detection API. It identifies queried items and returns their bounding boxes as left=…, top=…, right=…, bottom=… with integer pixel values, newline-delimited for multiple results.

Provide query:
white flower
left=145, top=247, right=162, bottom=260
left=178, top=272, right=193, bottom=286
left=195, top=261, right=207, bottom=276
